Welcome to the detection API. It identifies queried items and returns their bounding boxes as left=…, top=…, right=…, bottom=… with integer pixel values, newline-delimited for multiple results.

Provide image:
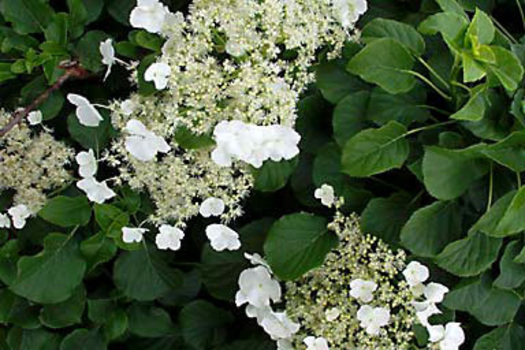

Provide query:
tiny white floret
left=199, top=197, right=225, bottom=217
left=206, top=224, right=241, bottom=252
left=67, top=94, right=104, bottom=127
left=155, top=224, right=184, bottom=251
left=122, top=227, right=148, bottom=244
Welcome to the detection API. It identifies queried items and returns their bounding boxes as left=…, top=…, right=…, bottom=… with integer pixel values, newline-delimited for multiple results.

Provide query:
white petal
left=67, top=94, right=103, bottom=127
left=206, top=224, right=241, bottom=251
left=122, top=227, right=147, bottom=244
left=424, top=282, right=449, bottom=304
left=199, top=197, right=225, bottom=217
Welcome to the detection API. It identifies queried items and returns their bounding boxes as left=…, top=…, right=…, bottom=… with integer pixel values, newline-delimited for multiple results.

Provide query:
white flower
left=155, top=224, right=184, bottom=251
left=100, top=38, right=116, bottom=81
left=314, top=184, right=335, bottom=207
left=199, top=197, right=225, bottom=217
left=412, top=301, right=441, bottom=328
left=122, top=227, right=148, bottom=244
left=244, top=252, right=271, bottom=270
left=226, top=40, right=247, bottom=57
left=403, top=261, right=429, bottom=287
left=245, top=305, right=273, bottom=325
left=356, top=305, right=390, bottom=335
left=27, top=111, right=42, bottom=125
left=325, top=307, right=341, bottom=322
left=0, top=213, right=11, bottom=229
left=277, top=339, right=294, bottom=350
left=130, top=0, right=169, bottom=34
left=121, top=99, right=137, bottom=116
left=350, top=279, right=378, bottom=303
left=427, top=323, right=465, bottom=350
left=75, top=150, right=97, bottom=178
left=260, top=311, right=300, bottom=340
left=8, top=204, right=31, bottom=229
left=331, top=0, right=368, bottom=28
left=235, top=266, right=281, bottom=308
left=211, top=121, right=300, bottom=168
left=124, top=119, right=171, bottom=161
left=424, top=282, right=449, bottom=304
left=76, top=178, right=116, bottom=204
left=67, top=94, right=104, bottom=127
left=206, top=224, right=241, bottom=251
left=144, top=62, right=171, bottom=90
left=304, top=336, right=330, bottom=350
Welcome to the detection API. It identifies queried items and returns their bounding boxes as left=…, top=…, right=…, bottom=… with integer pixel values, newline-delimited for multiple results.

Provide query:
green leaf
left=21, top=75, right=64, bottom=120
left=466, top=8, right=495, bottom=45
left=315, top=60, right=368, bottom=104
left=368, top=87, right=430, bottom=127
left=332, top=91, right=371, bottom=147
left=436, top=0, right=468, bottom=17
left=436, top=231, right=502, bottom=277
left=418, top=12, right=469, bottom=49
left=80, top=231, right=118, bottom=272
left=107, top=0, right=135, bottom=25
left=347, top=38, right=416, bottom=94
left=474, top=324, right=525, bottom=350
left=138, top=54, right=157, bottom=96
left=450, top=87, right=486, bottom=121
left=0, top=0, right=55, bottom=34
left=129, top=30, right=163, bottom=52
left=44, top=13, right=68, bottom=45
left=252, top=158, right=298, bottom=193
left=40, top=286, right=86, bottom=329
left=74, top=30, right=109, bottom=73
left=7, top=328, right=61, bottom=350
left=38, top=196, right=91, bottom=228
left=487, top=47, right=524, bottom=92
left=296, top=94, right=331, bottom=153
left=471, top=287, right=521, bottom=326
left=362, top=18, right=425, bottom=56
left=94, top=204, right=134, bottom=250
left=128, top=304, right=175, bottom=338
left=10, top=233, right=86, bottom=304
left=444, top=274, right=492, bottom=313
left=475, top=188, right=525, bottom=237
left=341, top=121, right=409, bottom=177
left=361, top=192, right=415, bottom=245
left=179, top=300, right=233, bottom=350
left=422, top=145, right=489, bottom=200
left=264, top=213, right=338, bottom=280
left=200, top=246, right=248, bottom=301
left=174, top=126, right=215, bottom=150
left=67, top=0, right=87, bottom=39
left=67, top=112, right=115, bottom=150
left=113, top=245, right=183, bottom=301
left=481, top=131, right=525, bottom=172
left=0, top=62, right=16, bottom=83
left=60, top=329, right=106, bottom=350
left=400, top=201, right=463, bottom=257
left=494, top=240, right=525, bottom=290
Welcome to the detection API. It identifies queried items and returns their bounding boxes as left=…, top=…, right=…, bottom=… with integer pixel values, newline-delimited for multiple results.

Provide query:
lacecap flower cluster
left=235, top=188, right=464, bottom=350
left=104, top=0, right=364, bottom=234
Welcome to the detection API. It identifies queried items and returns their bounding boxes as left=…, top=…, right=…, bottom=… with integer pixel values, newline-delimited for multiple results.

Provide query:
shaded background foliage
left=1, top=0, right=525, bottom=349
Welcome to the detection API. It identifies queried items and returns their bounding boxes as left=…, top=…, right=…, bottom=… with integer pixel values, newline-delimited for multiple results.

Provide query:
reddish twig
left=0, top=61, right=91, bottom=138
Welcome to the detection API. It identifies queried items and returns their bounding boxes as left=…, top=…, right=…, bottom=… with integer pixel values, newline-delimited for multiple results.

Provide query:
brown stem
left=0, top=61, right=91, bottom=138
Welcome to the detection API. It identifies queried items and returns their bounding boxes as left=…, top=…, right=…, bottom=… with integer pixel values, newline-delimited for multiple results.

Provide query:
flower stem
left=402, top=70, right=452, bottom=101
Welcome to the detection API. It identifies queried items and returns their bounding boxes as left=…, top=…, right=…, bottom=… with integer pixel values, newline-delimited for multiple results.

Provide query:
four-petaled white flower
left=130, top=0, right=169, bottom=34
left=424, top=282, right=449, bottom=304
left=0, top=213, right=11, bottom=229
left=325, top=307, right=341, bottom=322
left=403, top=261, right=429, bottom=287
left=304, top=336, right=330, bottom=350
left=77, top=178, right=116, bottom=204
left=199, top=197, right=225, bottom=217
left=122, top=227, right=148, bottom=244
left=155, top=224, right=184, bottom=251
left=8, top=204, right=31, bottom=229
left=235, top=266, right=281, bottom=308
left=356, top=305, right=390, bottom=335
left=27, top=110, right=42, bottom=125
left=350, top=278, right=378, bottom=303
left=206, top=224, right=241, bottom=251
left=427, top=322, right=465, bottom=350
left=100, top=38, right=116, bottom=81
left=412, top=301, right=442, bottom=328
left=125, top=119, right=171, bottom=161
left=144, top=62, right=171, bottom=90
left=260, top=311, right=300, bottom=340
left=76, top=150, right=97, bottom=178
left=331, top=0, right=368, bottom=28
left=67, top=94, right=104, bottom=127
left=121, top=99, right=137, bottom=116
left=314, top=184, right=335, bottom=207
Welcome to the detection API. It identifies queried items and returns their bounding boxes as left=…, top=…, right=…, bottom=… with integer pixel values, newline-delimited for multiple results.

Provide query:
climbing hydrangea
left=107, top=0, right=362, bottom=228
left=0, top=110, right=73, bottom=213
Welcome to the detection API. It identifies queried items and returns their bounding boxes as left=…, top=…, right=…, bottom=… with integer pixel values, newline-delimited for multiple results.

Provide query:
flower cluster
left=107, top=0, right=362, bottom=230
left=0, top=109, right=73, bottom=220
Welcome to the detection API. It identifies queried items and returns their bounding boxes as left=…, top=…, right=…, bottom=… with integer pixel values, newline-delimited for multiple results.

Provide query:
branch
left=0, top=61, right=91, bottom=138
